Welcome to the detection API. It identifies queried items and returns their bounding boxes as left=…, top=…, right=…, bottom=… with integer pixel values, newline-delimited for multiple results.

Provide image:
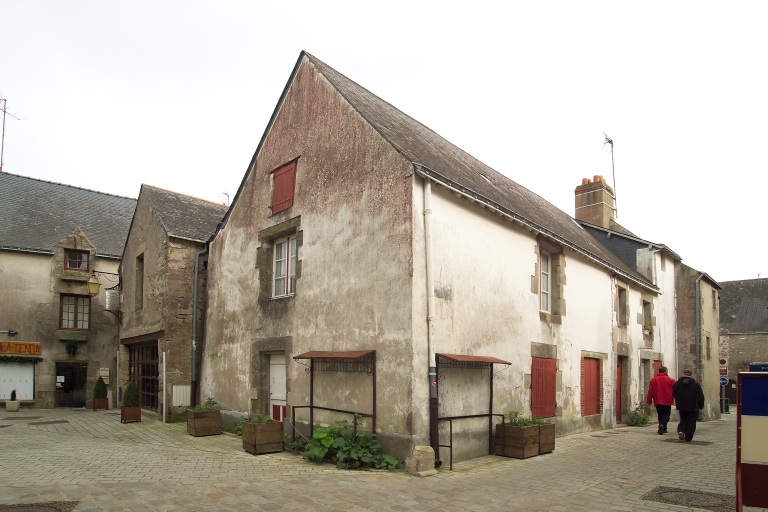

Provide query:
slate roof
left=225, top=52, right=655, bottom=290
left=0, top=172, right=137, bottom=258
left=719, top=278, right=768, bottom=333
left=141, top=185, right=227, bottom=242
left=579, top=221, right=681, bottom=272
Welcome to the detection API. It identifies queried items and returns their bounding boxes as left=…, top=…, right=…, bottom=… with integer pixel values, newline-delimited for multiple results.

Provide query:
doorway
left=616, top=356, right=627, bottom=423
left=128, top=342, right=159, bottom=410
left=269, top=353, right=286, bottom=421
left=55, top=362, right=87, bottom=408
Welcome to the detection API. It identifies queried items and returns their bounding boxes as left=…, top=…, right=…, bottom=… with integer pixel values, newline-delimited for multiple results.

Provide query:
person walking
left=673, top=369, right=705, bottom=442
left=646, top=366, right=676, bottom=435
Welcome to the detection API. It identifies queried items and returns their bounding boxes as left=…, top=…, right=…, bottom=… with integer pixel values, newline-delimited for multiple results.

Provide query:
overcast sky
left=1, top=1, right=766, bottom=282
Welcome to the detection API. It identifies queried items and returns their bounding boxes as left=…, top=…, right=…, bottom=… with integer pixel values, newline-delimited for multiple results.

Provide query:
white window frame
left=273, top=235, right=297, bottom=298
left=540, top=250, right=551, bottom=312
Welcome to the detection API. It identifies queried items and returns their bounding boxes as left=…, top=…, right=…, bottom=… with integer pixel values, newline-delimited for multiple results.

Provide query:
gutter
left=191, top=243, right=208, bottom=406
left=423, top=176, right=440, bottom=465
left=695, top=273, right=705, bottom=383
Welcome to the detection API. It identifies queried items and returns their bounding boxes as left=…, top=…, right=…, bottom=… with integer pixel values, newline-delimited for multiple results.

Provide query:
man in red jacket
left=646, top=366, right=676, bottom=435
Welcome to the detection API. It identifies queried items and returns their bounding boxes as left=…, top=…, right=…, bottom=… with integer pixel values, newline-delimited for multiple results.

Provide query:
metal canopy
left=293, top=350, right=375, bottom=373
left=434, top=352, right=510, bottom=469
left=291, top=350, right=376, bottom=440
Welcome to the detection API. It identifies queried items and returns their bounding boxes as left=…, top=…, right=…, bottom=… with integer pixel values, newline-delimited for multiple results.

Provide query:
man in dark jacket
left=647, top=366, right=676, bottom=434
left=672, top=369, right=705, bottom=442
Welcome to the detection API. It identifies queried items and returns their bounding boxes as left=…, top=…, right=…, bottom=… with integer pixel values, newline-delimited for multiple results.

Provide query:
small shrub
left=231, top=421, right=243, bottom=436
left=10, top=389, right=17, bottom=401
left=123, top=381, right=140, bottom=407
left=627, top=404, right=651, bottom=426
left=503, top=411, right=546, bottom=426
left=93, top=377, right=108, bottom=399
left=296, top=414, right=400, bottom=470
left=188, top=397, right=216, bottom=412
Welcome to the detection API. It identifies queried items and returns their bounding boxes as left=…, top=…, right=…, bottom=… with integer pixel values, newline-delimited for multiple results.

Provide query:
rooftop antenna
left=0, top=96, right=21, bottom=173
left=603, top=133, right=617, bottom=218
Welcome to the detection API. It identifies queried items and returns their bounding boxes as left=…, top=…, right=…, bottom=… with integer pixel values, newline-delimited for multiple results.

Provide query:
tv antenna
left=603, top=133, right=617, bottom=218
left=1, top=96, right=22, bottom=173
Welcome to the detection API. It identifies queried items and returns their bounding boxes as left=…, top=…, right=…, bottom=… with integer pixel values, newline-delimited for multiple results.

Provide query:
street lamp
left=87, top=270, right=120, bottom=296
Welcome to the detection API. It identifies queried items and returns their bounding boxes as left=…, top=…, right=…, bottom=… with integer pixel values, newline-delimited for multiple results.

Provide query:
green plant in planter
left=123, top=381, right=140, bottom=407
left=93, top=376, right=109, bottom=410
left=504, top=411, right=542, bottom=426
left=94, top=377, right=108, bottom=399
left=10, top=389, right=17, bottom=401
left=188, top=397, right=216, bottom=412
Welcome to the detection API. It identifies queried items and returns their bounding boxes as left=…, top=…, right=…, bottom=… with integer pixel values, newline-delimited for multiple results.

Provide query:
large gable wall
left=203, top=56, right=416, bottom=446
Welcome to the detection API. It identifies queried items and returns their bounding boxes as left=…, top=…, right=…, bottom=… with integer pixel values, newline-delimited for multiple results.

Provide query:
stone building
left=719, top=278, right=768, bottom=403
left=0, top=172, right=135, bottom=409
left=119, top=185, right=227, bottom=421
left=579, top=191, right=722, bottom=421
left=199, top=52, right=676, bottom=464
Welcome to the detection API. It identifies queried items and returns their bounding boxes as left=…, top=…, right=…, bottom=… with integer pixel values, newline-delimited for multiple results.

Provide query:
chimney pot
left=593, top=175, right=600, bottom=182
left=582, top=178, right=590, bottom=185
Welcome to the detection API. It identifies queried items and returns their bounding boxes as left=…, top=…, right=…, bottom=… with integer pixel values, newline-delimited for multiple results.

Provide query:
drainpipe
left=423, top=175, right=440, bottom=466
left=192, top=244, right=208, bottom=407
left=695, top=273, right=705, bottom=383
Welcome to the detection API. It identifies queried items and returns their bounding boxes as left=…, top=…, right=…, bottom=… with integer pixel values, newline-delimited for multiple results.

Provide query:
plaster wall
left=202, top=56, right=415, bottom=455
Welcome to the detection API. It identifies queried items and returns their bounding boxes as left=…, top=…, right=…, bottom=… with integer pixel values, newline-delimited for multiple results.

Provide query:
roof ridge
left=1, top=171, right=137, bottom=201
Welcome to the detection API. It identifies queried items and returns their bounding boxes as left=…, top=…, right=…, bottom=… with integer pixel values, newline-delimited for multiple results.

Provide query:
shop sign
left=0, top=341, right=42, bottom=355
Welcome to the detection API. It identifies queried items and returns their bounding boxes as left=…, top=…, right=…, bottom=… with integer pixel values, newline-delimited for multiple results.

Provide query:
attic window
left=65, top=250, right=89, bottom=271
left=270, top=160, right=297, bottom=215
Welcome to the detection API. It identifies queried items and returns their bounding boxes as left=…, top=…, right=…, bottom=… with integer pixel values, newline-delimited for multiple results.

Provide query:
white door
left=269, top=354, right=287, bottom=421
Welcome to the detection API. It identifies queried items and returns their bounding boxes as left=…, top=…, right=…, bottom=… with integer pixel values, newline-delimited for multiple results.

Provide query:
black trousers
left=678, top=410, right=698, bottom=441
left=655, top=404, right=671, bottom=431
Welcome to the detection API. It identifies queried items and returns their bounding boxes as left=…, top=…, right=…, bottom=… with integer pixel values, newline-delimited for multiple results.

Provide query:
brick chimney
left=575, top=175, right=615, bottom=229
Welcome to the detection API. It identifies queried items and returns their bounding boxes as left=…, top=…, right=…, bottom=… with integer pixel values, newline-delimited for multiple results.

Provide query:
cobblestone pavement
left=0, top=408, right=766, bottom=511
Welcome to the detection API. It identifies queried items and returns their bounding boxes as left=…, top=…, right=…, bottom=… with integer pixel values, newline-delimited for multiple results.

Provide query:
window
left=60, top=294, right=90, bottom=330
left=273, top=235, right=297, bottom=297
left=581, top=357, right=602, bottom=416
left=642, top=300, right=652, bottom=332
left=617, top=285, right=628, bottom=326
left=540, top=251, right=551, bottom=312
left=270, top=161, right=297, bottom=214
left=65, top=250, right=89, bottom=270
left=531, top=357, right=556, bottom=418
left=135, top=253, right=144, bottom=312
left=712, top=290, right=717, bottom=310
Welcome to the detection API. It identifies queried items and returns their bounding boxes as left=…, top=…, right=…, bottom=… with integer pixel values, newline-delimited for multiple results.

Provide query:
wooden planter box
left=495, top=424, right=539, bottom=459
left=121, top=406, right=141, bottom=423
left=242, top=421, right=283, bottom=455
left=539, top=423, right=556, bottom=454
left=187, top=409, right=221, bottom=437
left=93, top=397, right=109, bottom=411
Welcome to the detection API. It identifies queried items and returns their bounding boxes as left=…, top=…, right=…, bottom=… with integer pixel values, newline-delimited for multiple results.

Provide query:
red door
left=581, top=357, right=600, bottom=416
left=532, top=357, right=557, bottom=418
left=615, top=358, right=623, bottom=422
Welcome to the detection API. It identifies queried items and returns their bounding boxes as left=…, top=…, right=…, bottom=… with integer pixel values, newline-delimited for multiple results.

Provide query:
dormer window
left=65, top=250, right=89, bottom=271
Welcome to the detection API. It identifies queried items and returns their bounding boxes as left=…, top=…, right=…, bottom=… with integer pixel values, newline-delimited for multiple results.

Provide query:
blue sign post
left=720, top=376, right=728, bottom=386
left=736, top=372, right=768, bottom=510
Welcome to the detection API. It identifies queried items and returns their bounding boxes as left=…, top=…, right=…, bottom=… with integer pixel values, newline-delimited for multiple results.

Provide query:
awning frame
left=291, top=350, right=377, bottom=440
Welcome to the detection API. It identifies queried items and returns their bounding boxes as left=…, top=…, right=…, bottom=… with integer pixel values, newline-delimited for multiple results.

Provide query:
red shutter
left=653, top=360, right=662, bottom=377
left=271, top=161, right=297, bottom=214
left=532, top=357, right=557, bottom=418
left=581, top=357, right=600, bottom=416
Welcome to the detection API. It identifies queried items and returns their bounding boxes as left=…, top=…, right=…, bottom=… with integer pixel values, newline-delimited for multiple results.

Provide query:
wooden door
left=269, top=354, right=287, bottom=421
